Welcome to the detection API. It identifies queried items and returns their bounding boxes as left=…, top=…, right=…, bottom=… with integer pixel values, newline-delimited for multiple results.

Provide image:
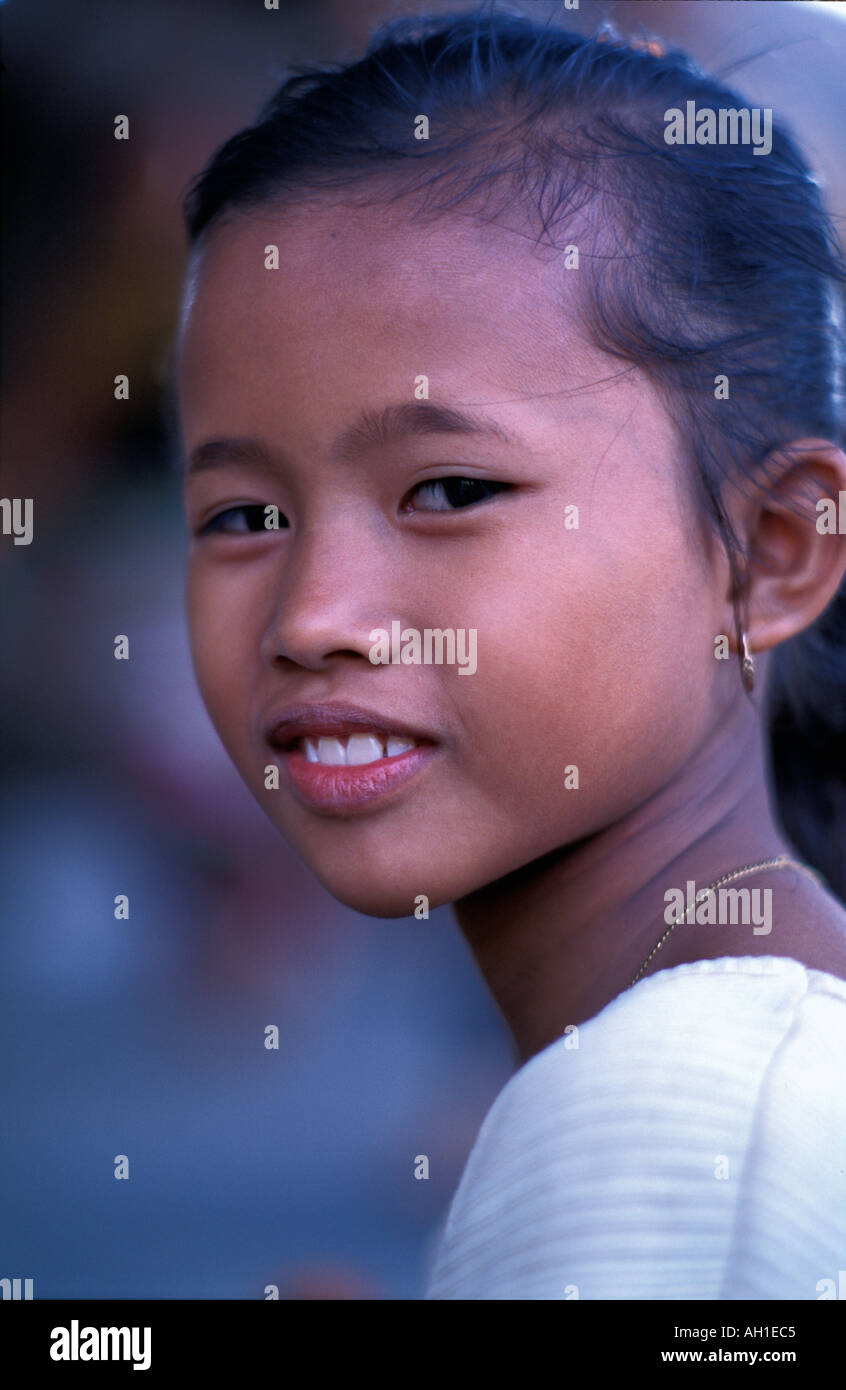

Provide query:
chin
left=305, top=863, right=456, bottom=920
left=323, top=879, right=441, bottom=920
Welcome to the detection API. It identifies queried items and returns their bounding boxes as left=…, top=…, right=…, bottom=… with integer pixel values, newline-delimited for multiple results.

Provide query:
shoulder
left=427, top=958, right=846, bottom=1300
left=473, top=957, right=846, bottom=1137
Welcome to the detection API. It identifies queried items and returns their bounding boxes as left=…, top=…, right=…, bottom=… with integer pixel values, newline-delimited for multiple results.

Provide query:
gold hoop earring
left=741, top=630, right=755, bottom=692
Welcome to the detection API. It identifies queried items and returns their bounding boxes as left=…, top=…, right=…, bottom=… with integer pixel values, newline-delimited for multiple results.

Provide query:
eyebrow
left=184, top=400, right=519, bottom=475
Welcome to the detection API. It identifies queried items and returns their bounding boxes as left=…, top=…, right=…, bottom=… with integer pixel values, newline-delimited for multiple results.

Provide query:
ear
left=722, top=438, right=846, bottom=654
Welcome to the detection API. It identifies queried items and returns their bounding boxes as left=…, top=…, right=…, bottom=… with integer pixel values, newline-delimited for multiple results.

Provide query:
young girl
left=175, top=8, right=846, bottom=1299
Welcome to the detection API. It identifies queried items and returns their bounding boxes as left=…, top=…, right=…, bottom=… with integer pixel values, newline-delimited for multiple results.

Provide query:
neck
left=452, top=694, right=792, bottom=1065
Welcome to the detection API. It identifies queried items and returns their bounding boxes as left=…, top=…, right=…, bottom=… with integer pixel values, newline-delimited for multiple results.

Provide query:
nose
left=258, top=511, right=394, bottom=672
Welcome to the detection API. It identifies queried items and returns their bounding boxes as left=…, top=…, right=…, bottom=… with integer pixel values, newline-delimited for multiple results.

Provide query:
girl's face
left=178, top=198, right=734, bottom=917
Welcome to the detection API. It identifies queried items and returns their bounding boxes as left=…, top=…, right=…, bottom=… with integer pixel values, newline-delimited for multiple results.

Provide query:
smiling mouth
left=270, top=729, right=437, bottom=814
left=264, top=703, right=439, bottom=813
left=295, top=732, right=420, bottom=766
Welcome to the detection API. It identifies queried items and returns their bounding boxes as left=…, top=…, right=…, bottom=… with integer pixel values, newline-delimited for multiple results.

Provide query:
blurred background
left=1, top=0, right=845, bottom=1299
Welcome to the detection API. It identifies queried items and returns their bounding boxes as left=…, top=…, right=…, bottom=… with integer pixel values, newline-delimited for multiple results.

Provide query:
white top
left=426, top=956, right=846, bottom=1299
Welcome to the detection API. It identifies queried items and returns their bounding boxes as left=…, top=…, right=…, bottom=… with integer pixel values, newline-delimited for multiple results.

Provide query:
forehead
left=179, top=196, right=595, bottom=395
left=176, top=195, right=676, bottom=476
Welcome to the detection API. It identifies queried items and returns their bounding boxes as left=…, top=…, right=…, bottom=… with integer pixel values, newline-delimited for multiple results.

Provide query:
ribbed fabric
left=426, top=956, right=846, bottom=1300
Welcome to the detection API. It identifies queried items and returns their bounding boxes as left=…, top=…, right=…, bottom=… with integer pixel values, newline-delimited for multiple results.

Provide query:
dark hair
left=182, top=5, right=846, bottom=898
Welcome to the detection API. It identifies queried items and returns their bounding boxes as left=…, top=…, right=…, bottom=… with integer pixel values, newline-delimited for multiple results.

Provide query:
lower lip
left=276, top=742, right=438, bottom=814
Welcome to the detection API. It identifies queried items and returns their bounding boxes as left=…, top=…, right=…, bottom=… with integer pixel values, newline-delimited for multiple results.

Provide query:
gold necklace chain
left=628, top=854, right=824, bottom=989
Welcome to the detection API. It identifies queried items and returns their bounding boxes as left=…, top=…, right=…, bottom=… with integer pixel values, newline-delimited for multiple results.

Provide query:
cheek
left=531, top=536, right=715, bottom=808
left=186, top=559, right=261, bottom=741
left=454, top=518, right=717, bottom=834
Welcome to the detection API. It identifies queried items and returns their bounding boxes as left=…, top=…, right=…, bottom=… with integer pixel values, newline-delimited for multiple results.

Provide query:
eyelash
left=400, top=477, right=512, bottom=513
left=197, top=477, right=511, bottom=534
left=198, top=505, right=280, bottom=536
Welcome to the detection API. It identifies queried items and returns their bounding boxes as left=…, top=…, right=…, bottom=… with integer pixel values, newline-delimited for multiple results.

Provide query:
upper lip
left=265, top=701, right=438, bottom=751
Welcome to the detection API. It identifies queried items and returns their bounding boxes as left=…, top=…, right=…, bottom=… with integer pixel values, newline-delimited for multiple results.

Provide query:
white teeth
left=346, top=734, right=385, bottom=765
left=316, top=736, right=348, bottom=765
left=301, top=732, right=418, bottom=766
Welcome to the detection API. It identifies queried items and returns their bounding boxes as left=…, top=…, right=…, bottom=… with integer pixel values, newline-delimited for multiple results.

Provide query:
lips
left=265, top=701, right=435, bottom=751
left=264, top=701, right=439, bottom=814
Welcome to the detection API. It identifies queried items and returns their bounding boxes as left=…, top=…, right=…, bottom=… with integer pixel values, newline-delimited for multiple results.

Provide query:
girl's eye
left=198, top=505, right=287, bottom=535
left=401, top=477, right=511, bottom=513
